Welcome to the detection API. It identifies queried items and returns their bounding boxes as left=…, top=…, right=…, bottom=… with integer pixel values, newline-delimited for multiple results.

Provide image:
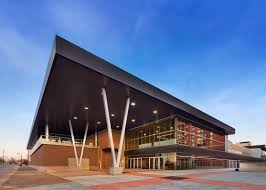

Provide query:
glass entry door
left=176, top=156, right=192, bottom=169
left=127, top=157, right=165, bottom=170
left=149, top=157, right=165, bottom=170
left=129, top=158, right=142, bottom=169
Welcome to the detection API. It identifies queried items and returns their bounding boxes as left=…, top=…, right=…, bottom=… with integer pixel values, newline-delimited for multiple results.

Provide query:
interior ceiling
left=34, top=55, right=178, bottom=140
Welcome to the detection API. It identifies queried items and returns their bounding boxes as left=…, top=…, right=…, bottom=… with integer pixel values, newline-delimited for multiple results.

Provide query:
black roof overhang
left=27, top=36, right=235, bottom=149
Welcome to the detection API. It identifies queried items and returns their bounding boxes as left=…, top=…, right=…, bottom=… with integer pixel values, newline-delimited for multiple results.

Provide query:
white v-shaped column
left=68, top=120, right=89, bottom=167
left=101, top=88, right=130, bottom=168
left=116, top=97, right=130, bottom=167
left=79, top=122, right=89, bottom=166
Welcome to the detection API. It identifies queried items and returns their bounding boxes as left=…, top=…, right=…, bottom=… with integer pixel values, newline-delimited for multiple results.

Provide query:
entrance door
left=177, top=156, right=192, bottom=169
left=149, top=157, right=164, bottom=170
left=155, top=157, right=159, bottom=169
left=134, top=158, right=141, bottom=169
left=128, top=157, right=165, bottom=170
left=129, top=158, right=142, bottom=169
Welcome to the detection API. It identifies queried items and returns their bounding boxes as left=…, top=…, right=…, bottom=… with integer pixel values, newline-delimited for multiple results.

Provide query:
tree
left=22, top=159, right=28, bottom=165
left=0, top=157, right=5, bottom=164
left=8, top=157, right=17, bottom=164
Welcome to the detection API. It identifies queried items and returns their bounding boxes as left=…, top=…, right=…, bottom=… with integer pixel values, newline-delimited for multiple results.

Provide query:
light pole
left=2, top=149, right=4, bottom=164
left=17, top=153, right=22, bottom=166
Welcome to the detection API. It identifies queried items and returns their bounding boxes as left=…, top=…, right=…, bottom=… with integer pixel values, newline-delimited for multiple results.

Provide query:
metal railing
left=40, top=135, right=95, bottom=146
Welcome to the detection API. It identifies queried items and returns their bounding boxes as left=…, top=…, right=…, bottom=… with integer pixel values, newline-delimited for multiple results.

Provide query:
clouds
left=48, top=1, right=105, bottom=37
left=0, top=26, right=48, bottom=158
left=133, top=1, right=158, bottom=34
left=46, top=0, right=133, bottom=65
left=192, top=77, right=266, bottom=145
left=0, top=27, right=47, bottom=74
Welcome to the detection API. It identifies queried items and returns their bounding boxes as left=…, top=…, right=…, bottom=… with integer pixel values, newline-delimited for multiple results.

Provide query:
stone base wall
left=240, top=162, right=266, bottom=172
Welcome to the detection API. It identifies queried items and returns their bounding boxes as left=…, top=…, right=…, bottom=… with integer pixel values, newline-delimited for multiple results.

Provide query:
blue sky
left=1, top=0, right=266, bottom=158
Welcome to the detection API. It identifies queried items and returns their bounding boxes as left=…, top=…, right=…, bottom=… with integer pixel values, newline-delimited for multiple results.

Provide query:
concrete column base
left=109, top=167, right=123, bottom=175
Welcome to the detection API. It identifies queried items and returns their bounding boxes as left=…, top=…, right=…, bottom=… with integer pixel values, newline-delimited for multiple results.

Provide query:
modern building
left=27, top=36, right=261, bottom=174
left=244, top=145, right=266, bottom=158
left=230, top=141, right=266, bottom=158
left=228, top=141, right=255, bottom=157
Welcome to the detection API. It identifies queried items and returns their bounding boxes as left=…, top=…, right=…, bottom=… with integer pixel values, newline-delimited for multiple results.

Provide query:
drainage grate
left=17, top=166, right=37, bottom=171
left=161, top=176, right=188, bottom=181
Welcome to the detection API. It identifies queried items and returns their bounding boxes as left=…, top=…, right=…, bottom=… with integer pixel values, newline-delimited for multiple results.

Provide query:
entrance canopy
left=27, top=36, right=235, bottom=149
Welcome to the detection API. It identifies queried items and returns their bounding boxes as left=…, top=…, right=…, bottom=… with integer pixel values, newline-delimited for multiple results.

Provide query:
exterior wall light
left=84, top=107, right=89, bottom=110
left=131, top=119, right=136, bottom=122
left=131, top=102, right=136, bottom=106
left=116, top=125, right=119, bottom=128
left=97, top=121, right=101, bottom=124
left=153, top=110, right=158, bottom=114
left=73, top=116, right=78, bottom=120
left=111, top=114, right=115, bottom=117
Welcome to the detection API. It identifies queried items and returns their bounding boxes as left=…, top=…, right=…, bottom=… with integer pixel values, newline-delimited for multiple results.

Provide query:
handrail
left=40, top=135, right=95, bottom=145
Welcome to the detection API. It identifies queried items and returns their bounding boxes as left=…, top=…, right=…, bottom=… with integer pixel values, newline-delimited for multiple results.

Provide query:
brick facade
left=30, top=129, right=125, bottom=170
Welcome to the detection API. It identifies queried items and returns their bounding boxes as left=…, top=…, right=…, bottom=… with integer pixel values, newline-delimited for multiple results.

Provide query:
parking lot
left=1, top=165, right=266, bottom=190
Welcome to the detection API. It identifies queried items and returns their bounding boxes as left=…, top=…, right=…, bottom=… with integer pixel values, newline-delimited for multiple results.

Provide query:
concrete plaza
left=1, top=165, right=266, bottom=190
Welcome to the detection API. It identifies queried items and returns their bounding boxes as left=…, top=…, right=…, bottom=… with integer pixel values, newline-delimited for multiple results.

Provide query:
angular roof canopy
left=27, top=36, right=235, bottom=149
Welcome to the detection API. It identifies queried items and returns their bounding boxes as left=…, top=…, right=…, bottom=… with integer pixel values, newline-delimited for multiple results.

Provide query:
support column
left=101, top=88, right=117, bottom=167
left=69, top=120, right=79, bottom=167
left=45, top=123, right=49, bottom=141
left=79, top=122, right=89, bottom=167
left=116, top=97, right=130, bottom=167
left=95, top=124, right=98, bottom=146
left=225, top=135, right=228, bottom=152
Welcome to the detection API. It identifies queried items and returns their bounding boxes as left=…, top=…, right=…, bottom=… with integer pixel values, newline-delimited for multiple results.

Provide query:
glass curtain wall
left=176, top=155, right=238, bottom=169
left=125, top=115, right=225, bottom=151
left=126, top=154, right=238, bottom=170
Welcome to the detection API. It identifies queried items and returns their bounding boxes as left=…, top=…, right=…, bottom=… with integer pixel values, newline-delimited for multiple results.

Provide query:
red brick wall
left=30, top=129, right=124, bottom=169
left=30, top=144, right=100, bottom=168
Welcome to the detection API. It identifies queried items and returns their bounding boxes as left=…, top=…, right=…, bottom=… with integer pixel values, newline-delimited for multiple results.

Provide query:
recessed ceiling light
left=84, top=107, right=89, bottom=110
left=170, top=127, right=173, bottom=129
left=97, top=121, right=101, bottom=125
left=153, top=110, right=158, bottom=114
left=131, top=119, right=136, bottom=122
left=156, top=130, right=158, bottom=133
left=141, top=130, right=143, bottom=132
left=144, top=133, right=146, bottom=136
left=131, top=102, right=136, bottom=106
left=116, top=125, right=119, bottom=128
left=73, top=116, right=78, bottom=120
left=111, top=114, right=115, bottom=117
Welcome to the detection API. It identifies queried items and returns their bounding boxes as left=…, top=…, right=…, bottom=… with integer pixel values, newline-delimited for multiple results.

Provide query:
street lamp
left=17, top=153, right=22, bottom=166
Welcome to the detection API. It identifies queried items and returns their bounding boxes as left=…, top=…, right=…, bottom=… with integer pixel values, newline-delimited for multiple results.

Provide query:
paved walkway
left=0, top=165, right=18, bottom=186
left=1, top=166, right=266, bottom=190
left=1, top=166, right=70, bottom=189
